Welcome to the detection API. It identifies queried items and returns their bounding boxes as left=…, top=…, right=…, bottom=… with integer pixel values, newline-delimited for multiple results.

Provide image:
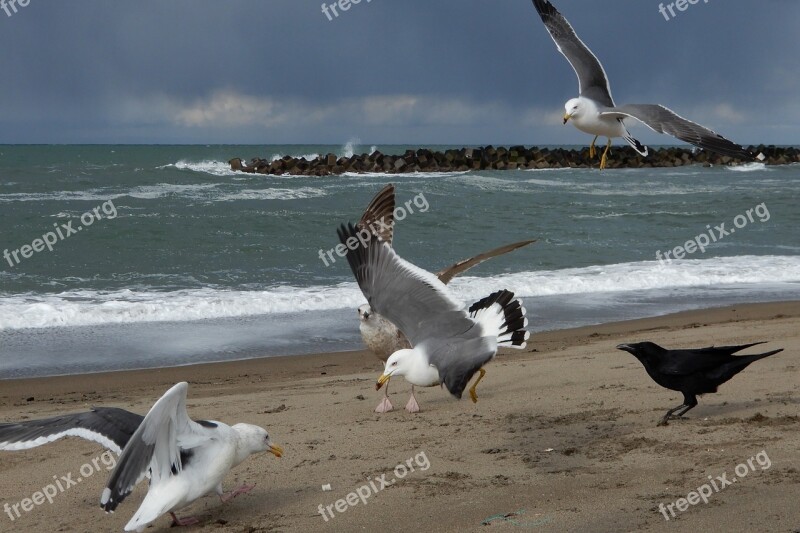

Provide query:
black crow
left=616, top=341, right=784, bottom=426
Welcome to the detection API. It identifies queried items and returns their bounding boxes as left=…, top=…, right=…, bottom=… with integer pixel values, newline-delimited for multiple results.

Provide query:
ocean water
left=0, top=144, right=798, bottom=378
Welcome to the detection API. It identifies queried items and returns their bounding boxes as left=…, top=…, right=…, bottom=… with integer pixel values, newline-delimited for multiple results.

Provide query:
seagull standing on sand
left=339, top=223, right=529, bottom=412
left=531, top=0, right=764, bottom=169
left=0, top=382, right=283, bottom=531
left=354, top=184, right=535, bottom=413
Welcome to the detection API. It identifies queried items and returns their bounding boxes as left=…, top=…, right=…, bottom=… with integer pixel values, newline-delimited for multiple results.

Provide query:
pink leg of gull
left=169, top=512, right=200, bottom=527
left=375, top=379, right=393, bottom=413
left=405, top=386, right=420, bottom=413
left=220, top=484, right=256, bottom=503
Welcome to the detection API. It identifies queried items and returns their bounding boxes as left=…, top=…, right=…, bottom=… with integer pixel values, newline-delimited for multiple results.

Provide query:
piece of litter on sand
left=322, top=484, right=332, bottom=491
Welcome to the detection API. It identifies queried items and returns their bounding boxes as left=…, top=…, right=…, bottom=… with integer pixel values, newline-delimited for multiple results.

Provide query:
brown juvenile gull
left=355, top=184, right=534, bottom=412
left=339, top=223, right=530, bottom=413
left=532, top=0, right=764, bottom=170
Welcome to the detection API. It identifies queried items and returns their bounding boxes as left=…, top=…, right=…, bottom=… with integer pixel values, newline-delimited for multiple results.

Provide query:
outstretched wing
left=100, top=382, right=217, bottom=513
left=338, top=222, right=474, bottom=347
left=532, top=0, right=614, bottom=107
left=358, top=184, right=395, bottom=245
left=436, top=240, right=536, bottom=285
left=0, top=407, right=142, bottom=455
left=601, top=104, right=761, bottom=160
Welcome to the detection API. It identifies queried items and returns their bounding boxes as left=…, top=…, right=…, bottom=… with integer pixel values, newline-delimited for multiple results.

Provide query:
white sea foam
left=0, top=286, right=364, bottom=330
left=726, top=162, right=768, bottom=172
left=0, top=191, right=116, bottom=203
left=216, top=187, right=326, bottom=201
left=525, top=177, right=577, bottom=186
left=446, top=255, right=800, bottom=302
left=522, top=168, right=577, bottom=174
left=159, top=160, right=237, bottom=176
left=126, top=183, right=221, bottom=199
left=270, top=153, right=320, bottom=162
left=341, top=139, right=360, bottom=158
left=0, top=183, right=323, bottom=203
left=572, top=211, right=702, bottom=220
left=1, top=255, right=797, bottom=331
left=341, top=170, right=469, bottom=179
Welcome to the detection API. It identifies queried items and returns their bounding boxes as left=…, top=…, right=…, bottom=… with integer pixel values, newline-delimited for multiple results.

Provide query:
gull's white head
left=563, top=97, right=583, bottom=124
left=232, top=423, right=283, bottom=459
left=358, top=304, right=372, bottom=323
left=375, top=348, right=414, bottom=390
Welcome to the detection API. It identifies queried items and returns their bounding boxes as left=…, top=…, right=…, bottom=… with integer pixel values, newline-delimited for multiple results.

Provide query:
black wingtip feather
left=469, top=290, right=529, bottom=348
left=338, top=222, right=369, bottom=283
left=532, top=0, right=557, bottom=18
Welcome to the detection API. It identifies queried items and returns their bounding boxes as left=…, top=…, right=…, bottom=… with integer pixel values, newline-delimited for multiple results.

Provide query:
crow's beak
left=376, top=373, right=391, bottom=391
left=616, top=344, right=633, bottom=353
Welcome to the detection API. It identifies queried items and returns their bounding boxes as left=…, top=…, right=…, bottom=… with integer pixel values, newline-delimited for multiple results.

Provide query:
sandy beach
left=1, top=301, right=798, bottom=533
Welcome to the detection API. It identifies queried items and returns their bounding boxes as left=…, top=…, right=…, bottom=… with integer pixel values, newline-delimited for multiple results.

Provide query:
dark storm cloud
left=0, top=0, right=797, bottom=144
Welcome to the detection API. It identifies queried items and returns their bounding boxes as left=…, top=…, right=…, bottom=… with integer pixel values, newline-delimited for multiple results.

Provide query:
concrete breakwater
left=229, top=145, right=798, bottom=176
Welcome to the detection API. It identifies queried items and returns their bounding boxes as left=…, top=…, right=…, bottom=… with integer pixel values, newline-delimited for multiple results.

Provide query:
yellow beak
left=563, top=113, right=572, bottom=125
left=375, top=373, right=391, bottom=391
left=269, top=444, right=284, bottom=458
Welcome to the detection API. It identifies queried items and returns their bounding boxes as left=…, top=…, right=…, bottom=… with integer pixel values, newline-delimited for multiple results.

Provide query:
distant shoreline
left=229, top=145, right=799, bottom=176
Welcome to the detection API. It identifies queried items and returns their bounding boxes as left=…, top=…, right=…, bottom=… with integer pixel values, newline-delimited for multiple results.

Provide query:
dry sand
left=0, top=301, right=798, bottom=533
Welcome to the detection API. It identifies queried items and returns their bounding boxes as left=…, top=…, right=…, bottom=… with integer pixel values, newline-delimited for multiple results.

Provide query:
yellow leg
left=469, top=368, right=487, bottom=403
left=589, top=136, right=598, bottom=159
left=600, top=138, right=612, bottom=170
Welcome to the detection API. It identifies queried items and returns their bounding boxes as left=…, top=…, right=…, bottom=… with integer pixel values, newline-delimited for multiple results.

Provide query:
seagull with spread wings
left=354, top=184, right=534, bottom=412
left=531, top=0, right=763, bottom=169
left=0, top=382, right=283, bottom=531
left=339, top=223, right=529, bottom=413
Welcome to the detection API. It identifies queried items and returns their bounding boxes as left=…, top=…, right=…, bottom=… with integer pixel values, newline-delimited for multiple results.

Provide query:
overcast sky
left=1, top=1, right=797, bottom=145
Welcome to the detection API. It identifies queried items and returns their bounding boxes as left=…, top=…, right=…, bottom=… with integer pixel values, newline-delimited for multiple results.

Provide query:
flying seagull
left=339, top=222, right=529, bottom=413
left=355, top=184, right=535, bottom=412
left=0, top=382, right=283, bottom=531
left=617, top=341, right=784, bottom=426
left=531, top=0, right=764, bottom=169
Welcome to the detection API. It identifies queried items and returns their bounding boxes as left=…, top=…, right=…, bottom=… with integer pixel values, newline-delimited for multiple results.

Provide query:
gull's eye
left=391, top=362, right=397, bottom=366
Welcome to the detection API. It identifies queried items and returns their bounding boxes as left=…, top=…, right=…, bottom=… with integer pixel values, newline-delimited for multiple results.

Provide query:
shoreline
left=2, top=300, right=796, bottom=398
